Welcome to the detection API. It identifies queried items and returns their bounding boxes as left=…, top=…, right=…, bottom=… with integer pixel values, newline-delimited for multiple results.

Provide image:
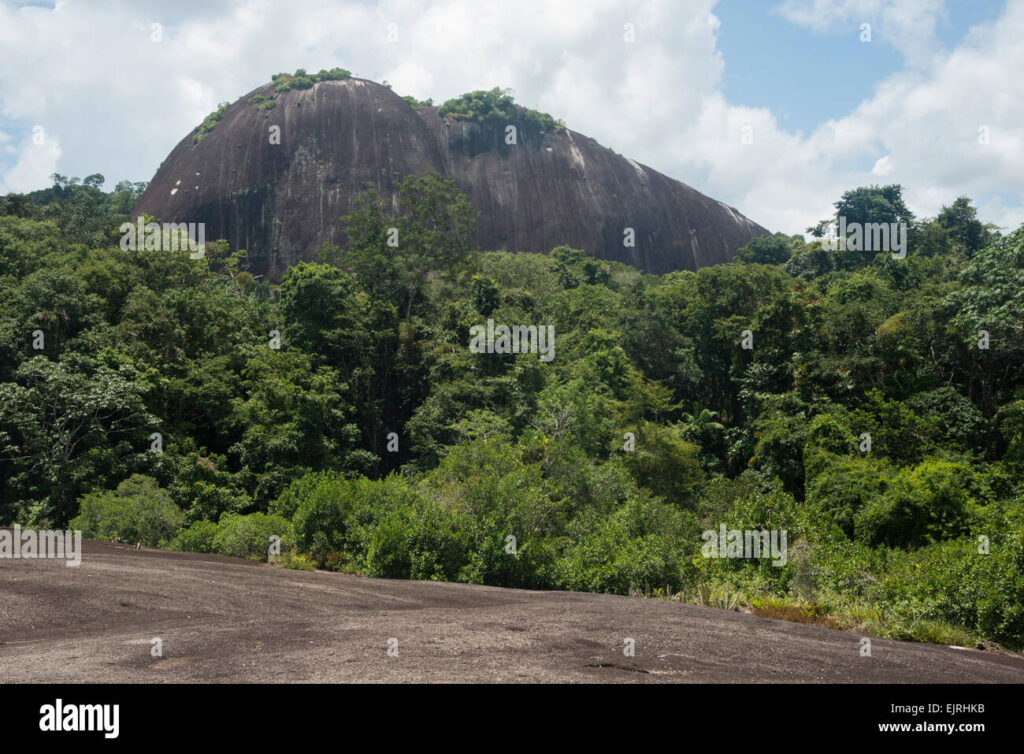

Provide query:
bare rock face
left=135, top=78, right=769, bottom=280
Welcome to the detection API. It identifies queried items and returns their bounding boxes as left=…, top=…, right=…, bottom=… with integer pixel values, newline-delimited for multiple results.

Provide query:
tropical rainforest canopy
left=1, top=174, right=1022, bottom=648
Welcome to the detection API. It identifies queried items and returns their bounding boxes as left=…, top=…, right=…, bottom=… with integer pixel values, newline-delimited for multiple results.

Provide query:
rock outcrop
left=135, top=77, right=769, bottom=280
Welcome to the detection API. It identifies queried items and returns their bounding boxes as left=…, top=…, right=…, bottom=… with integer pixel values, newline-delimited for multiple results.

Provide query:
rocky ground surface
left=2, top=537, right=1022, bottom=683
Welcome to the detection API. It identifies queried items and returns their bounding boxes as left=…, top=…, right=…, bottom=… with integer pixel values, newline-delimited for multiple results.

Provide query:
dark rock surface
left=134, top=78, right=770, bottom=281
left=3, top=537, right=1023, bottom=683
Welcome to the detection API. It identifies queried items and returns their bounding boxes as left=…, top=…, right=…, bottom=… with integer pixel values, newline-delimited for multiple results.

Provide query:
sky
left=0, top=0, right=1020, bottom=235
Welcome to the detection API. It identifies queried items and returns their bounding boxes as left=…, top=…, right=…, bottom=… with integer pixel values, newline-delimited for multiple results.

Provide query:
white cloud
left=775, top=0, right=948, bottom=67
left=0, top=132, right=61, bottom=194
left=871, top=155, right=894, bottom=176
left=0, top=0, right=1020, bottom=235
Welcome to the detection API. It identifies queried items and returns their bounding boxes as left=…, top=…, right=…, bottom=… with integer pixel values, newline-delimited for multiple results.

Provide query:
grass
left=649, top=582, right=998, bottom=649
left=272, top=551, right=316, bottom=571
left=748, top=595, right=843, bottom=630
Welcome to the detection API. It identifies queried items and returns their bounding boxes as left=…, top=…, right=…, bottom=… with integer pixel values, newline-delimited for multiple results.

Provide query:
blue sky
left=0, top=0, right=1021, bottom=234
left=715, top=0, right=1006, bottom=135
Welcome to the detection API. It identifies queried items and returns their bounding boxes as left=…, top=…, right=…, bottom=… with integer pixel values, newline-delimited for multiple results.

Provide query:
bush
left=876, top=525, right=1024, bottom=646
left=555, top=495, right=693, bottom=594
left=71, top=475, right=184, bottom=548
left=183, top=481, right=249, bottom=525
left=402, top=95, right=433, bottom=109
left=854, top=460, right=983, bottom=547
left=290, top=475, right=352, bottom=564
left=438, top=87, right=562, bottom=132
left=213, top=513, right=291, bottom=561
left=976, top=531, right=1024, bottom=643
left=905, top=387, right=988, bottom=453
left=622, top=421, right=704, bottom=506
left=291, top=474, right=422, bottom=567
left=272, top=67, right=351, bottom=92
left=280, top=551, right=317, bottom=571
left=807, top=455, right=894, bottom=539
left=271, top=471, right=336, bottom=520
left=365, top=504, right=474, bottom=581
left=171, top=519, right=219, bottom=553
left=193, top=102, right=229, bottom=143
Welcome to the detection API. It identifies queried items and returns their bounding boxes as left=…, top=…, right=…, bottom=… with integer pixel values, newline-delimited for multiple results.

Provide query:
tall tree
left=341, top=172, right=478, bottom=319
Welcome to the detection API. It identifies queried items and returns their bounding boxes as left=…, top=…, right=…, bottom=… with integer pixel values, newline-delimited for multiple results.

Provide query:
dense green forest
left=1, top=174, right=1022, bottom=648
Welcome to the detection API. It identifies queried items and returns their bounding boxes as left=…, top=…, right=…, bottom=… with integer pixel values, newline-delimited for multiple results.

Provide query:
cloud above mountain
left=0, top=0, right=1020, bottom=234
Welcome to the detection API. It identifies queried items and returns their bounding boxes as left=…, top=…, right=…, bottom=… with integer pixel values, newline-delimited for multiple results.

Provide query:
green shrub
left=807, top=455, right=894, bottom=539
left=315, top=67, right=352, bottom=81
left=271, top=67, right=351, bottom=92
left=280, top=551, right=317, bottom=571
left=438, top=87, right=563, bottom=133
left=875, top=526, right=1024, bottom=645
left=290, top=475, right=352, bottom=564
left=854, top=460, right=983, bottom=547
left=193, top=102, right=229, bottom=143
left=213, top=513, right=290, bottom=561
left=364, top=509, right=414, bottom=579
left=71, top=475, right=184, bottom=547
left=402, top=95, right=433, bottom=109
left=291, top=474, right=422, bottom=567
left=183, top=481, right=250, bottom=525
left=555, top=496, right=692, bottom=594
left=622, top=421, right=704, bottom=506
left=271, top=471, right=337, bottom=520
left=905, top=387, right=988, bottom=453
left=734, top=234, right=793, bottom=265
left=171, top=519, right=219, bottom=553
left=365, top=503, right=474, bottom=581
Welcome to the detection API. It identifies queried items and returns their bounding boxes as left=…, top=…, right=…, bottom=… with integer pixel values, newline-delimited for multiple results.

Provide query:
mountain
left=134, top=74, right=769, bottom=280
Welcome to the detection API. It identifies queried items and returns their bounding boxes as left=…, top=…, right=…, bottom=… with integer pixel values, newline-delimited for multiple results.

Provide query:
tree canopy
left=2, top=175, right=1022, bottom=648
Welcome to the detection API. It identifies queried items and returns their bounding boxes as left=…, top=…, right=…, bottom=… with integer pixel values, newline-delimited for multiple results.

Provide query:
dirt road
left=1, top=538, right=1022, bottom=683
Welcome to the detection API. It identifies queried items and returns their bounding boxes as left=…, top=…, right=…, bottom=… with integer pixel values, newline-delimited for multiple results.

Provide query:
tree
left=936, top=196, right=990, bottom=255
left=945, top=226, right=1024, bottom=411
left=341, top=172, right=478, bottom=319
left=551, top=245, right=584, bottom=289
left=854, top=460, right=982, bottom=548
left=808, top=185, right=915, bottom=268
left=734, top=233, right=792, bottom=265
left=827, top=184, right=915, bottom=229
left=470, top=274, right=500, bottom=315
left=279, top=262, right=370, bottom=372
left=621, top=421, right=704, bottom=506
left=680, top=407, right=725, bottom=443
left=438, top=87, right=561, bottom=133
left=0, top=357, right=156, bottom=525
left=228, top=349, right=373, bottom=503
